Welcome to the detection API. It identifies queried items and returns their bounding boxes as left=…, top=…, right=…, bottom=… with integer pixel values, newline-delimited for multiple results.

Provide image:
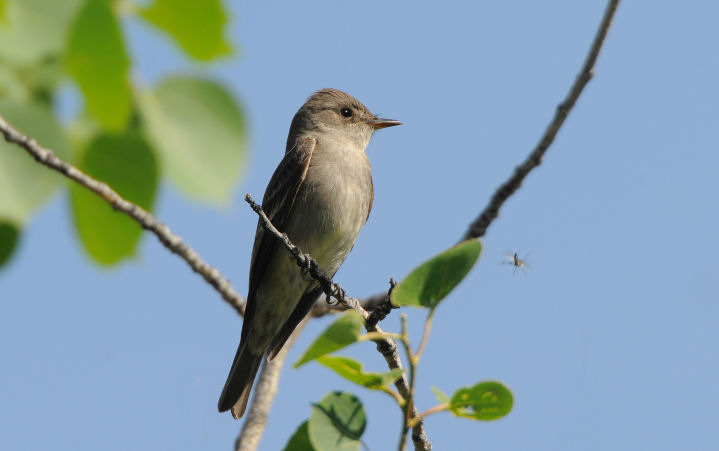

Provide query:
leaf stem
left=413, top=309, right=435, bottom=365
left=380, top=386, right=405, bottom=405
left=358, top=331, right=403, bottom=342
left=398, top=314, right=414, bottom=451
left=408, top=403, right=450, bottom=428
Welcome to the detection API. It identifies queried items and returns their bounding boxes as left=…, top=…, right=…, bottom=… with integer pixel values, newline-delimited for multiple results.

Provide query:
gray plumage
left=218, top=89, right=400, bottom=419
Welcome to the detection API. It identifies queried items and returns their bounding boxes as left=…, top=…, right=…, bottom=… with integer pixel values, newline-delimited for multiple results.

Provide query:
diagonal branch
left=0, top=114, right=246, bottom=316
left=462, top=0, right=622, bottom=241
left=361, top=0, right=622, bottom=312
left=245, top=194, right=432, bottom=451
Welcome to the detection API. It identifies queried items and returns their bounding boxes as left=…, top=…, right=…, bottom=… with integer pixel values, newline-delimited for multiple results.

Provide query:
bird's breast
left=286, top=141, right=372, bottom=275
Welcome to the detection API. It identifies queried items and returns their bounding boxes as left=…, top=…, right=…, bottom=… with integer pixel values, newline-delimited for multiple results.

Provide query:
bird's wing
left=267, top=285, right=323, bottom=360
left=241, top=136, right=316, bottom=342
left=366, top=175, right=374, bottom=223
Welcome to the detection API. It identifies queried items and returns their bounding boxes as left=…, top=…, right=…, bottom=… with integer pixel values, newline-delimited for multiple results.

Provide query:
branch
left=235, top=317, right=309, bottom=451
left=358, top=0, right=622, bottom=311
left=462, top=0, right=621, bottom=241
left=397, top=310, right=434, bottom=451
left=367, top=278, right=398, bottom=328
left=372, top=322, right=431, bottom=450
left=245, top=194, right=432, bottom=450
left=398, top=314, right=412, bottom=451
left=0, top=114, right=246, bottom=316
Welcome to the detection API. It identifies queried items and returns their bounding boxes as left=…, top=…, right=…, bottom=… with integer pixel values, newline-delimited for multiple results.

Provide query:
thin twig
left=358, top=331, right=404, bottom=342
left=398, top=314, right=413, bottom=451
left=360, top=292, right=393, bottom=313
left=0, top=114, right=246, bottom=316
left=379, top=386, right=405, bottom=405
left=408, top=404, right=449, bottom=428
left=245, top=194, right=432, bottom=450
left=235, top=317, right=309, bottom=451
left=413, top=309, right=435, bottom=364
left=357, top=0, right=622, bottom=316
left=462, top=0, right=622, bottom=241
left=370, top=322, right=431, bottom=451
left=367, top=278, right=398, bottom=327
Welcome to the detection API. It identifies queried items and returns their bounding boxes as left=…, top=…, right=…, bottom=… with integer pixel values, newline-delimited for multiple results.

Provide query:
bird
left=218, top=89, right=401, bottom=419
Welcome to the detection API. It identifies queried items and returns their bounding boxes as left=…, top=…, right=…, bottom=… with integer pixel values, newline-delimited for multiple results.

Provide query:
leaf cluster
left=0, top=0, right=245, bottom=269
left=285, top=239, right=513, bottom=450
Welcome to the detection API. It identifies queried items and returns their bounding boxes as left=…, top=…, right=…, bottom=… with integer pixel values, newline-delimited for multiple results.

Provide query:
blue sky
left=2, top=1, right=718, bottom=450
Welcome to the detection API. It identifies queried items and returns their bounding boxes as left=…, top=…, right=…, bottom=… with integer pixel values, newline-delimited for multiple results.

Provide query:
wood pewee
left=218, top=89, right=400, bottom=418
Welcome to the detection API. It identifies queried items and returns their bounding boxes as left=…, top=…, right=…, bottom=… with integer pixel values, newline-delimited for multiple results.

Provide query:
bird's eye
left=340, top=108, right=353, bottom=118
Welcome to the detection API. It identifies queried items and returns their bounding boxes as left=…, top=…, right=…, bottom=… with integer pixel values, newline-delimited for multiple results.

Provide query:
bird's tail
left=218, top=342, right=263, bottom=419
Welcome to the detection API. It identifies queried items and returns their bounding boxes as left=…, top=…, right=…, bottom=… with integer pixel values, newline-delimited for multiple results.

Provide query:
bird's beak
left=367, top=118, right=402, bottom=130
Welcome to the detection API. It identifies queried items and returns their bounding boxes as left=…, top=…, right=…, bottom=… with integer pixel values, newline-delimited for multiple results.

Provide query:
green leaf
left=0, top=0, right=82, bottom=65
left=283, top=421, right=315, bottom=451
left=430, top=385, right=450, bottom=405
left=0, top=100, right=72, bottom=223
left=70, top=132, right=158, bottom=265
left=448, top=381, right=513, bottom=421
left=294, top=311, right=364, bottom=368
left=308, top=391, right=365, bottom=451
left=137, top=76, right=246, bottom=205
left=66, top=0, right=131, bottom=131
left=140, top=0, right=232, bottom=61
left=317, top=355, right=403, bottom=390
left=392, top=239, right=482, bottom=309
left=0, top=220, right=20, bottom=269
